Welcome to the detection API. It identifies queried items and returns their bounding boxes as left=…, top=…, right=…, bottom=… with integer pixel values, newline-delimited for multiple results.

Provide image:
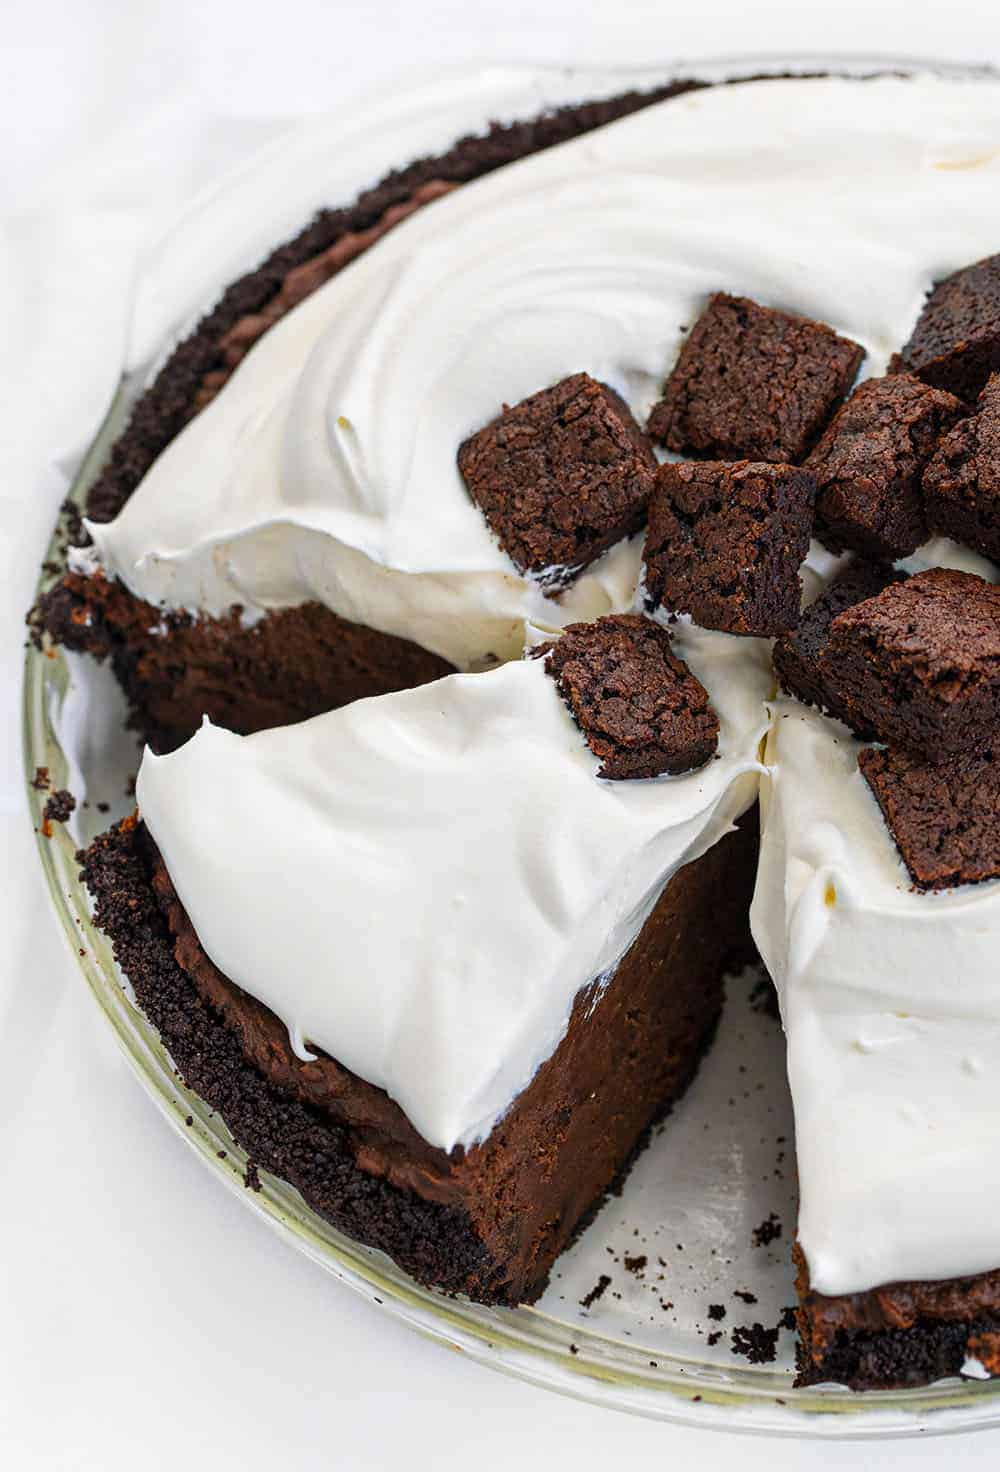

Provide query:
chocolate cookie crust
left=891, top=252, right=1000, bottom=402
left=809, top=374, right=965, bottom=561
left=644, top=460, right=815, bottom=636
left=773, top=561, right=906, bottom=731
left=923, top=373, right=1000, bottom=563
left=859, top=745, right=1000, bottom=891
left=822, top=568, right=1000, bottom=761
left=535, top=613, right=719, bottom=778
left=457, top=375, right=655, bottom=584
left=647, top=293, right=864, bottom=464
left=794, top=1245, right=1000, bottom=1390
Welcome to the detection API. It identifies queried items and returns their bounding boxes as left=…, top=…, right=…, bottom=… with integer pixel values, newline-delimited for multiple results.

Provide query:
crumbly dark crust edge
left=795, top=1313, right=1000, bottom=1391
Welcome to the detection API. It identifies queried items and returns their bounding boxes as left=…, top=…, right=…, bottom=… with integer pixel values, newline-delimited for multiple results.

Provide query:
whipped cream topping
left=90, top=74, right=1000, bottom=668
left=137, top=623, right=770, bottom=1153
left=751, top=541, right=1000, bottom=1297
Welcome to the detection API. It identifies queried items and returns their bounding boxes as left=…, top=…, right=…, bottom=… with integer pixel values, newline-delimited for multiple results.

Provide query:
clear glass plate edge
left=22, top=51, right=1000, bottom=1439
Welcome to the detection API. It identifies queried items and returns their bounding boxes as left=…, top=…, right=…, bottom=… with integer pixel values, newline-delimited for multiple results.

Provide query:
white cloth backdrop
left=4, top=2, right=1000, bottom=1467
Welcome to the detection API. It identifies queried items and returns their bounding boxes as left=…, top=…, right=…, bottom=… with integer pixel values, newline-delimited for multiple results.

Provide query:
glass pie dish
left=23, top=53, right=1000, bottom=1438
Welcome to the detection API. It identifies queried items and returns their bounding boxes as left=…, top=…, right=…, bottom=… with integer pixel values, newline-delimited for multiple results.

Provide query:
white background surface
left=6, top=2, right=1000, bottom=1467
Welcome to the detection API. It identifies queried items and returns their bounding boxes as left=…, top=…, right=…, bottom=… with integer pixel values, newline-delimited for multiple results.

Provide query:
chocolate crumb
left=623, top=1253, right=648, bottom=1276
left=734, top=1289, right=758, bottom=1304
left=535, top=613, right=719, bottom=778
left=752, top=1212, right=783, bottom=1248
left=580, top=1274, right=612, bottom=1310
left=708, top=1303, right=727, bottom=1321
left=31, top=766, right=50, bottom=791
left=780, top=1305, right=798, bottom=1332
left=43, top=789, right=76, bottom=824
left=708, top=1331, right=723, bottom=1347
left=244, top=1160, right=262, bottom=1192
left=731, top=1322, right=780, bottom=1365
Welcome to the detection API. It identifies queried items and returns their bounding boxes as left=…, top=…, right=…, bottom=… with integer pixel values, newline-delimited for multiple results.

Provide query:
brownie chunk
left=534, top=613, right=719, bottom=779
left=773, top=561, right=906, bottom=731
left=647, top=293, right=864, bottom=463
left=457, top=373, right=656, bottom=587
left=891, top=254, right=1000, bottom=402
left=859, top=745, right=1000, bottom=891
left=822, top=568, right=1000, bottom=761
left=643, top=460, right=815, bottom=637
left=808, top=375, right=965, bottom=561
left=923, top=373, right=1000, bottom=563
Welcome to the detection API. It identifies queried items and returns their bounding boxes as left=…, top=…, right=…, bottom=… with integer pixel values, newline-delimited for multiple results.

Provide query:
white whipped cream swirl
left=90, top=74, right=1000, bottom=667
left=138, top=624, right=770, bottom=1153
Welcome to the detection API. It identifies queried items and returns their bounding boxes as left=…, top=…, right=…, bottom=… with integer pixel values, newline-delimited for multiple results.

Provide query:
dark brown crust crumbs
left=192, top=180, right=459, bottom=416
left=533, top=613, right=719, bottom=778
left=821, top=568, right=1000, bottom=762
left=923, top=372, right=1000, bottom=563
left=42, top=789, right=76, bottom=824
left=890, top=253, right=1000, bottom=402
left=794, top=1243, right=1000, bottom=1390
left=643, top=460, right=815, bottom=636
left=808, top=374, right=965, bottom=560
left=457, top=375, right=655, bottom=585
left=647, top=293, right=864, bottom=464
left=752, top=1213, right=782, bottom=1248
left=858, top=745, right=1000, bottom=891
left=772, top=560, right=906, bottom=733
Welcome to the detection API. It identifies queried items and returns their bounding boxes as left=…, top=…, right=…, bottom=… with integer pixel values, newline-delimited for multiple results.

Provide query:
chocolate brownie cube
left=534, top=613, right=719, bottom=779
left=891, top=253, right=1000, bottom=402
left=647, top=293, right=864, bottom=463
left=923, top=373, right=1000, bottom=563
left=643, top=460, right=815, bottom=637
left=808, top=374, right=965, bottom=561
left=859, top=744, right=1000, bottom=892
left=773, top=560, right=906, bottom=732
left=457, top=373, right=656, bottom=587
left=822, top=568, right=1000, bottom=761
